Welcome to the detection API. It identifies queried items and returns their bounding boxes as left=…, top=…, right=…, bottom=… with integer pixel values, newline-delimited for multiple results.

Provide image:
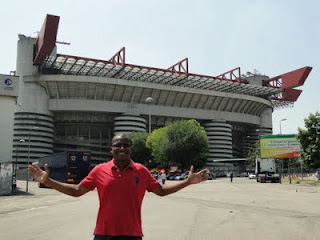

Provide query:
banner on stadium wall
left=260, top=135, right=301, bottom=158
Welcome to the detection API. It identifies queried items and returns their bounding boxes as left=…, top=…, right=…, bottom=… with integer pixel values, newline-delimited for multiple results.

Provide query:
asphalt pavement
left=1, top=178, right=320, bottom=240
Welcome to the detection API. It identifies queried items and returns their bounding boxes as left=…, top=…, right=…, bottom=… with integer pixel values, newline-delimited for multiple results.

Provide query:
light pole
left=14, top=139, right=25, bottom=178
left=145, top=97, right=154, bottom=134
left=26, top=127, right=39, bottom=192
left=279, top=118, right=287, bottom=183
left=279, top=118, right=287, bottom=134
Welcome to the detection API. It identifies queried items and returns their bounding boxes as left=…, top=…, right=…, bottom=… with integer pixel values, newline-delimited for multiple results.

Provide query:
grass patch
left=281, top=177, right=320, bottom=185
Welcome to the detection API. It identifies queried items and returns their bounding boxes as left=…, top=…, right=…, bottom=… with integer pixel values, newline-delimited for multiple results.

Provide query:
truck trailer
left=37, top=151, right=91, bottom=187
left=255, top=158, right=280, bottom=183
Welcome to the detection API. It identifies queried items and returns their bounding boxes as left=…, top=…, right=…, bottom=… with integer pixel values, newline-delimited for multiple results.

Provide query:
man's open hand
left=28, top=163, right=49, bottom=184
left=187, top=166, right=209, bottom=184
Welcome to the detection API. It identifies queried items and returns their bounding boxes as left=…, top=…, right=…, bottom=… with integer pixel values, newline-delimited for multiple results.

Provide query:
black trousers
left=94, top=236, right=142, bottom=240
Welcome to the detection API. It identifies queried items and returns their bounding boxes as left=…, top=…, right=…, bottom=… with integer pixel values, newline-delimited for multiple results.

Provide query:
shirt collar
left=110, top=159, right=136, bottom=171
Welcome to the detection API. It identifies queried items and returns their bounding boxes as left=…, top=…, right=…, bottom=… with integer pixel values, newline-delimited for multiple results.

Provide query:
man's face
left=111, top=136, right=132, bottom=163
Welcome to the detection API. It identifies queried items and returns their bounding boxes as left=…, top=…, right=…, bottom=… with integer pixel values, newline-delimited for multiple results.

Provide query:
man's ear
left=109, top=147, right=113, bottom=153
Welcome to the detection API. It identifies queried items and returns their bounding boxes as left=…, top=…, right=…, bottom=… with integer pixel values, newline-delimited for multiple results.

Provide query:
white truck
left=255, top=158, right=280, bottom=183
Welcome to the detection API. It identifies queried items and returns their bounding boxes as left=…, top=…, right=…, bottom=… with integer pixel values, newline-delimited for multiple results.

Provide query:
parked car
left=179, top=172, right=189, bottom=180
left=208, top=172, right=216, bottom=180
left=174, top=173, right=183, bottom=180
left=167, top=174, right=177, bottom=180
left=315, top=171, right=320, bottom=180
left=249, top=173, right=256, bottom=179
left=216, top=172, right=227, bottom=178
left=240, top=172, right=249, bottom=177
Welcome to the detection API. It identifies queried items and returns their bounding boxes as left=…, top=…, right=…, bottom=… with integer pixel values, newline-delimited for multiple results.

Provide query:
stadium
left=8, top=14, right=312, bottom=173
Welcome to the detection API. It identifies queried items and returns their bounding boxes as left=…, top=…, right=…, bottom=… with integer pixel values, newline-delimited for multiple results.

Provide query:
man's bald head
left=111, top=133, right=132, bottom=146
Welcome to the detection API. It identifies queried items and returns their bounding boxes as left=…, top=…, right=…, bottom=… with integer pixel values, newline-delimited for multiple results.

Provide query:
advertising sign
left=3, top=78, right=13, bottom=89
left=260, top=135, right=301, bottom=158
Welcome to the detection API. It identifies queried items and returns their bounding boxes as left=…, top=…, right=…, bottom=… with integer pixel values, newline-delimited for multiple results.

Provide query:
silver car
left=249, top=173, right=256, bottom=179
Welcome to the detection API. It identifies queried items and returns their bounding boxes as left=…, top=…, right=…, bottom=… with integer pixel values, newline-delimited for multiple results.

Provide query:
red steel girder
left=108, top=47, right=125, bottom=66
left=33, top=14, right=60, bottom=65
left=215, top=67, right=243, bottom=83
left=282, top=89, right=302, bottom=101
left=267, top=66, right=312, bottom=102
left=263, top=66, right=312, bottom=89
left=56, top=54, right=113, bottom=65
left=271, top=89, right=303, bottom=101
left=167, top=58, right=189, bottom=75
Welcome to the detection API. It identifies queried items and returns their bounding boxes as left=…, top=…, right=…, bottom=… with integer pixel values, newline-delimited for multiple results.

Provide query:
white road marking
left=24, top=206, right=48, bottom=211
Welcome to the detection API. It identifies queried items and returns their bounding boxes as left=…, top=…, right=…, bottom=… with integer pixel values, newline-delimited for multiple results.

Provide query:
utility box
left=0, top=162, right=13, bottom=195
left=37, top=151, right=91, bottom=187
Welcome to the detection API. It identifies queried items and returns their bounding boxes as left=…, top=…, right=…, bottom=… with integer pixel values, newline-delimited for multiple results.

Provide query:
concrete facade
left=0, top=74, right=19, bottom=195
left=8, top=35, right=278, bottom=169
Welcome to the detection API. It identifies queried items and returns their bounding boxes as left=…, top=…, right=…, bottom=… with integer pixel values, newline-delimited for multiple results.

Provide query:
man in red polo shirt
left=28, top=133, right=209, bottom=240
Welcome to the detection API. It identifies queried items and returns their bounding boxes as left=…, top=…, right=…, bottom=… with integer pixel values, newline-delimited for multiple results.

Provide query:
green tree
left=165, top=119, right=208, bottom=170
left=246, top=140, right=260, bottom=165
left=297, top=112, right=320, bottom=169
left=130, top=132, right=151, bottom=165
left=146, top=127, right=170, bottom=168
left=146, top=120, right=208, bottom=170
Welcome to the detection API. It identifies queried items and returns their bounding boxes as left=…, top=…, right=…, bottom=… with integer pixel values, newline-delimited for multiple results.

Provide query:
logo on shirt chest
left=135, top=176, right=140, bottom=186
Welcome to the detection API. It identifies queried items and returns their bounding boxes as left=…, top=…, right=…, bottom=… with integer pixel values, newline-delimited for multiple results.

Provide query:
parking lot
left=1, top=177, right=320, bottom=240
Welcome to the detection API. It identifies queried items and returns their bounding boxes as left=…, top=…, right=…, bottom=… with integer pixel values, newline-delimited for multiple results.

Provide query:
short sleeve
left=80, top=165, right=98, bottom=191
left=145, top=168, right=160, bottom=192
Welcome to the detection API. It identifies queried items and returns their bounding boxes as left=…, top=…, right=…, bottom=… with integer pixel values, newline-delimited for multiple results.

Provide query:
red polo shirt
left=80, top=159, right=160, bottom=236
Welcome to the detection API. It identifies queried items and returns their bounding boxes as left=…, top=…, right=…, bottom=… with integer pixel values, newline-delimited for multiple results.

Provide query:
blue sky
left=1, top=0, right=319, bottom=134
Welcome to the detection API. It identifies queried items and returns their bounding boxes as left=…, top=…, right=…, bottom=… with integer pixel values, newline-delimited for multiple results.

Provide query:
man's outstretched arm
left=152, top=166, right=209, bottom=197
left=28, top=163, right=89, bottom=197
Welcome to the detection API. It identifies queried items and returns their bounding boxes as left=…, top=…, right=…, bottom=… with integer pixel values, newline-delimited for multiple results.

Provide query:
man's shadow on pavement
left=11, top=187, right=34, bottom=196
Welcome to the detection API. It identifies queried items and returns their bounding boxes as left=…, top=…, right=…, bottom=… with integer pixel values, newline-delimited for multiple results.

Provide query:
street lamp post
left=145, top=97, right=154, bottom=134
left=279, top=118, right=287, bottom=183
left=14, top=139, right=25, bottom=178
left=26, top=127, right=39, bottom=192
left=279, top=118, right=287, bottom=134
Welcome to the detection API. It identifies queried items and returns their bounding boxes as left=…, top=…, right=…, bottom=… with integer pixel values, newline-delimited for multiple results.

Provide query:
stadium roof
left=41, top=54, right=281, bottom=98
left=34, top=14, right=311, bottom=107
